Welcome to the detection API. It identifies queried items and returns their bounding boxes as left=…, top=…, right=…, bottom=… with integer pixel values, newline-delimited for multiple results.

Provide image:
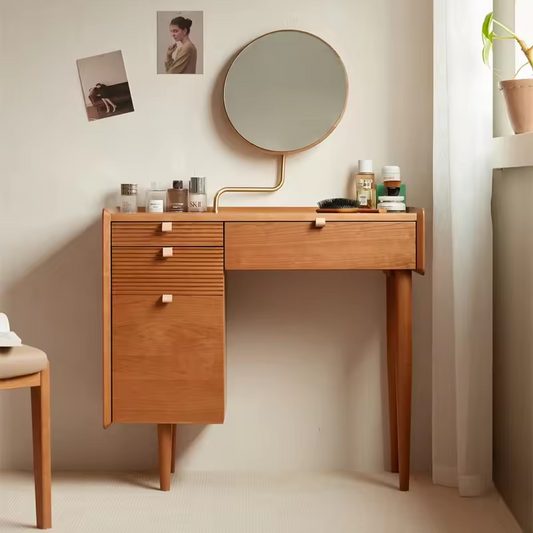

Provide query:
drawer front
left=112, top=247, right=224, bottom=295
left=112, top=294, right=225, bottom=423
left=225, top=222, right=416, bottom=270
left=112, top=222, right=223, bottom=247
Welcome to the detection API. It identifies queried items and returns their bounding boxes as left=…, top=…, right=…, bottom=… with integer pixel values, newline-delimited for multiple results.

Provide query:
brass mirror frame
left=214, top=29, right=349, bottom=212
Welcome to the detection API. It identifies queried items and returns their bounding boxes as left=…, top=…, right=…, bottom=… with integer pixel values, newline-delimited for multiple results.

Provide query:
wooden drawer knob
left=162, top=294, right=173, bottom=303
left=161, top=222, right=172, bottom=232
left=162, top=247, right=173, bottom=257
left=315, top=218, right=326, bottom=228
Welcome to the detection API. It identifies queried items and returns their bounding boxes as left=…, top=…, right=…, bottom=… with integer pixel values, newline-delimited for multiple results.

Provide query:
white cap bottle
left=358, top=159, right=374, bottom=174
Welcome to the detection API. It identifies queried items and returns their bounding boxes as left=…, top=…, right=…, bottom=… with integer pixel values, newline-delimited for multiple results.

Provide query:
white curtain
left=432, top=0, right=493, bottom=496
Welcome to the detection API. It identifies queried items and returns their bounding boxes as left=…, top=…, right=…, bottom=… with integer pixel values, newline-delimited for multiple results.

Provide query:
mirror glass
left=224, top=31, right=348, bottom=154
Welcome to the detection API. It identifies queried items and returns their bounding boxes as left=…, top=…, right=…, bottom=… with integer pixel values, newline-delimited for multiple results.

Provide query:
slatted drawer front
left=112, top=247, right=224, bottom=295
left=112, top=222, right=223, bottom=247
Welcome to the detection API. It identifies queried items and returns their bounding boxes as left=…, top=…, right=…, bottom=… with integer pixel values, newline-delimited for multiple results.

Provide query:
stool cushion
left=0, top=345, right=48, bottom=380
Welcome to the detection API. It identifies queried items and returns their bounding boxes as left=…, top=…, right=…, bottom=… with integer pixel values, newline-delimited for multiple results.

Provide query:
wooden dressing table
left=102, top=207, right=425, bottom=492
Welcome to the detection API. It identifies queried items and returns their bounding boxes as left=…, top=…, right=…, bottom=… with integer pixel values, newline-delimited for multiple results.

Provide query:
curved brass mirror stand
left=214, top=30, right=349, bottom=212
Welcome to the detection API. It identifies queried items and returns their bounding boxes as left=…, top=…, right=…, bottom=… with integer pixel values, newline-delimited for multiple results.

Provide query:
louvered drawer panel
left=112, top=247, right=224, bottom=295
left=112, top=222, right=223, bottom=247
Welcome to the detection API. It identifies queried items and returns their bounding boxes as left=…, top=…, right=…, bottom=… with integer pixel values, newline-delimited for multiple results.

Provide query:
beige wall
left=0, top=0, right=432, bottom=473
left=493, top=167, right=533, bottom=533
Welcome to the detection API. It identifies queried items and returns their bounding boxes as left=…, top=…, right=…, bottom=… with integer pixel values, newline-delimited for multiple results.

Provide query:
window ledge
left=493, top=133, right=533, bottom=169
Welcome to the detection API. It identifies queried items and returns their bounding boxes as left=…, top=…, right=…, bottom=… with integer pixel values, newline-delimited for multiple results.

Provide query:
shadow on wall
left=223, top=270, right=391, bottom=473
left=493, top=168, right=533, bottom=531
left=1, top=220, right=203, bottom=471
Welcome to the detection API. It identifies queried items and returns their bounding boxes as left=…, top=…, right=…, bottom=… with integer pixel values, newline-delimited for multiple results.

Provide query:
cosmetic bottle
left=383, top=166, right=402, bottom=196
left=167, top=180, right=188, bottom=212
left=146, top=182, right=167, bottom=213
left=357, top=179, right=375, bottom=209
left=120, top=184, right=138, bottom=213
left=378, top=195, right=406, bottom=212
left=354, top=160, right=376, bottom=208
left=189, top=177, right=207, bottom=213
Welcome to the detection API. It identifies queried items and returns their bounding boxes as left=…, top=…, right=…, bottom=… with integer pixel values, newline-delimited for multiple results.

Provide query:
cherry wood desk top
left=106, top=206, right=420, bottom=223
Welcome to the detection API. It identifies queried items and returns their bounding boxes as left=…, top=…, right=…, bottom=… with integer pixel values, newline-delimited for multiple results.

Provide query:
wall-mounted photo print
left=77, top=50, right=135, bottom=122
left=157, top=11, right=204, bottom=75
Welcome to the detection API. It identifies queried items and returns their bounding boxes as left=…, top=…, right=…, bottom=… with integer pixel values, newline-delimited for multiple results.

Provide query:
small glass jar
left=120, top=184, right=138, bottom=213
left=378, top=195, right=406, bottom=212
left=146, top=182, right=167, bottom=213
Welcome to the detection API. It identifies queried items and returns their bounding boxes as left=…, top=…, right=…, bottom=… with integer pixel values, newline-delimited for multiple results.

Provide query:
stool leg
left=31, top=364, right=51, bottom=529
left=158, top=424, right=172, bottom=491
left=171, top=424, right=177, bottom=474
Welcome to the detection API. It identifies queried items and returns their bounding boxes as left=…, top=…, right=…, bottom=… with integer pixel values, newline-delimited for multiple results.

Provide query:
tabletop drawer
left=225, top=222, right=416, bottom=270
left=112, top=247, right=224, bottom=295
left=112, top=222, right=223, bottom=247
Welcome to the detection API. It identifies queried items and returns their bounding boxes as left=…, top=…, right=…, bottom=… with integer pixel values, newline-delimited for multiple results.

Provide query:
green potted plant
left=483, top=12, right=533, bottom=134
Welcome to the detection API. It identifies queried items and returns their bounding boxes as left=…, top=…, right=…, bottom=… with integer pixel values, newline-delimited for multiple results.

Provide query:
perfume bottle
left=357, top=178, right=375, bottom=208
left=146, top=182, right=167, bottom=213
left=167, top=180, right=188, bottom=212
left=354, top=160, right=376, bottom=208
left=188, top=177, right=207, bottom=213
left=120, top=184, right=138, bottom=213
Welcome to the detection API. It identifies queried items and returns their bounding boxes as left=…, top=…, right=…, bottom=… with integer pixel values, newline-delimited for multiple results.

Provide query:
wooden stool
left=0, top=346, right=51, bottom=529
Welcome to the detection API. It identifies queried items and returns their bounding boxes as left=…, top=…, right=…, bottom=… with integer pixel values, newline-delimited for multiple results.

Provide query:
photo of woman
left=166, top=17, right=197, bottom=74
left=77, top=50, right=135, bottom=122
left=157, top=12, right=204, bottom=75
left=90, top=84, right=117, bottom=113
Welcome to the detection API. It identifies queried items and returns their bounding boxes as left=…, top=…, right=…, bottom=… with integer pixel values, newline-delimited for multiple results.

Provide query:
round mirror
left=224, top=30, right=348, bottom=154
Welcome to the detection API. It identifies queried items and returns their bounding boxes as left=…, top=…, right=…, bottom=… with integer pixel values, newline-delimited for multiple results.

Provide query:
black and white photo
left=77, top=50, right=135, bottom=121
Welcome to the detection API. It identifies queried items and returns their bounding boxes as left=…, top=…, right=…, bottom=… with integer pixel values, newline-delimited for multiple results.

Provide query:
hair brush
left=316, top=198, right=384, bottom=213
left=318, top=198, right=358, bottom=209
left=317, top=198, right=359, bottom=213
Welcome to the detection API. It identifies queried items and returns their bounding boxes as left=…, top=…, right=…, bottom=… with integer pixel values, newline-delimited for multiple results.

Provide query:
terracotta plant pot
left=499, top=79, right=533, bottom=134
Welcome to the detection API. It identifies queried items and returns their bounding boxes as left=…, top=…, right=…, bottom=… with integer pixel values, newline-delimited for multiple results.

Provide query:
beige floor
left=0, top=471, right=520, bottom=532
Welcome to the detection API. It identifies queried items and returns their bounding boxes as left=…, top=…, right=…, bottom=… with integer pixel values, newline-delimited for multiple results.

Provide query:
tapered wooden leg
left=171, top=424, right=177, bottom=474
left=394, top=271, right=412, bottom=491
left=158, top=424, right=172, bottom=491
left=31, top=365, right=51, bottom=529
left=386, top=274, right=399, bottom=474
